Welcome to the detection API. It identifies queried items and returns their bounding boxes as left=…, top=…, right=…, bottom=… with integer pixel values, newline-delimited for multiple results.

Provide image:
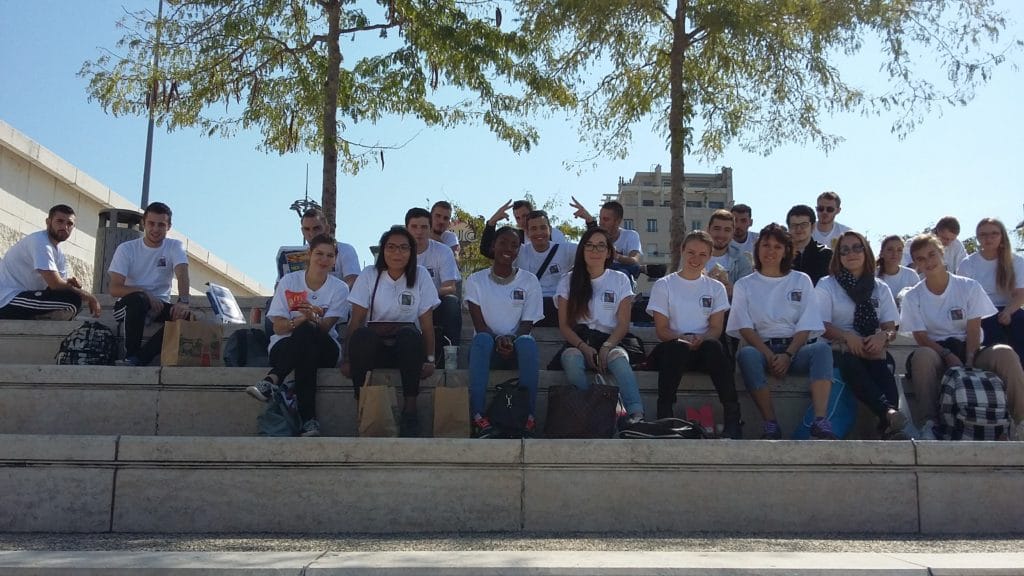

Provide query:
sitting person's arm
left=37, top=270, right=100, bottom=317
left=170, top=263, right=191, bottom=320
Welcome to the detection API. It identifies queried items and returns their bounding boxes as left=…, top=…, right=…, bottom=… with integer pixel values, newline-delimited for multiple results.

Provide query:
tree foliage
left=81, top=0, right=573, bottom=229
left=517, top=0, right=1019, bottom=267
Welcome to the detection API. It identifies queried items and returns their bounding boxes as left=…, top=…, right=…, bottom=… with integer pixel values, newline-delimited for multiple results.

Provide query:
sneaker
left=919, top=419, right=937, bottom=441
left=246, top=377, right=275, bottom=402
left=882, top=410, right=909, bottom=440
left=760, top=420, right=782, bottom=440
left=522, top=415, right=537, bottom=439
left=810, top=417, right=838, bottom=440
left=300, top=419, right=321, bottom=437
left=400, top=413, right=420, bottom=438
left=115, top=356, right=139, bottom=367
left=472, top=414, right=494, bottom=439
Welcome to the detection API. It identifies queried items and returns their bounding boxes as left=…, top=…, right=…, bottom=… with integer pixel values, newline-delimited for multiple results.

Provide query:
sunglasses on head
left=816, top=205, right=836, bottom=213
left=838, top=244, right=865, bottom=256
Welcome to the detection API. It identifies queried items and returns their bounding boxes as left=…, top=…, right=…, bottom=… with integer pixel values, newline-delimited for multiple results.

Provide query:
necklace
left=489, top=268, right=517, bottom=285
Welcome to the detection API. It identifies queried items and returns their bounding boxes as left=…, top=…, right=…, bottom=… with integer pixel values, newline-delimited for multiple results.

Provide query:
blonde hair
left=976, top=218, right=1015, bottom=297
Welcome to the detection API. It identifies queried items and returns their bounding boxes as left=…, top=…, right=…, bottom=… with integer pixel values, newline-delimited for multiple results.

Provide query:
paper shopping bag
left=160, top=320, right=224, bottom=367
left=433, top=385, right=470, bottom=438
left=358, top=372, right=399, bottom=437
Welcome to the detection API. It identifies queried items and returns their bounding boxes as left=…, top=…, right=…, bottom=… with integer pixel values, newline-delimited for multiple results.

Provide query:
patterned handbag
left=938, top=367, right=1010, bottom=441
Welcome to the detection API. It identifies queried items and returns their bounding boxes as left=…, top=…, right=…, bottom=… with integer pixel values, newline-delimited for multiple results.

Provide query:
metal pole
left=141, top=0, right=164, bottom=209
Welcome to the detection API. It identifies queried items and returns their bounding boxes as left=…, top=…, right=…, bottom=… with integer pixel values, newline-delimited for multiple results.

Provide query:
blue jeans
left=469, top=333, right=538, bottom=416
left=561, top=347, right=644, bottom=416
left=736, top=339, right=833, bottom=391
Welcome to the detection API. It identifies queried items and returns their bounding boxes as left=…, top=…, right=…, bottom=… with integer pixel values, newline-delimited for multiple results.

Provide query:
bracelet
left=289, top=318, right=296, bottom=330
left=426, top=354, right=435, bottom=363
left=601, top=342, right=613, bottom=348
left=576, top=341, right=586, bottom=350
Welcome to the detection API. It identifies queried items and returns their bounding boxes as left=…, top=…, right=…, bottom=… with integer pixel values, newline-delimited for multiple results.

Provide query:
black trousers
left=646, top=338, right=737, bottom=418
left=113, top=292, right=172, bottom=364
left=349, top=325, right=424, bottom=397
left=0, top=288, right=81, bottom=320
left=835, top=351, right=898, bottom=422
left=268, top=323, right=340, bottom=421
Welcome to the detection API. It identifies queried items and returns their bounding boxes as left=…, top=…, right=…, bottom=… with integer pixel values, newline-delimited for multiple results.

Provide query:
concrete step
left=3, top=434, right=1023, bottom=534
left=1, top=551, right=1023, bottom=575
left=0, top=365, right=896, bottom=439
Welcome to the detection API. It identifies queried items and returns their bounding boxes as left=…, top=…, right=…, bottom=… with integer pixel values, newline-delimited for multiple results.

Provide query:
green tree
left=81, top=0, right=572, bottom=230
left=518, top=0, right=1018, bottom=268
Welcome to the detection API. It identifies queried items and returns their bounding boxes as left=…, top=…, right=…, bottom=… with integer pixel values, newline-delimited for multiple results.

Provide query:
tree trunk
left=668, top=0, right=689, bottom=272
left=322, top=0, right=342, bottom=234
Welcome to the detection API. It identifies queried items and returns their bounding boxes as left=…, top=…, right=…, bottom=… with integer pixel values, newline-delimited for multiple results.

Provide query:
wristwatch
left=426, top=354, right=436, bottom=363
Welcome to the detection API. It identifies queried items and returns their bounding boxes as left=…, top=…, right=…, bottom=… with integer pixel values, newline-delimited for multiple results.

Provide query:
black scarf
left=836, top=268, right=878, bottom=337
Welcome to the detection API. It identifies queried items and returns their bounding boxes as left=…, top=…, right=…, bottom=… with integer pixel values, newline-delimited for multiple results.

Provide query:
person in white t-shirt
left=108, top=202, right=191, bottom=366
left=901, top=233, right=1024, bottom=440
left=816, top=231, right=906, bottom=439
left=342, top=227, right=441, bottom=437
left=480, top=199, right=567, bottom=259
left=730, top=203, right=758, bottom=257
left=957, top=218, right=1024, bottom=368
left=571, top=199, right=643, bottom=280
left=811, top=191, right=851, bottom=249
left=246, top=235, right=350, bottom=437
left=555, top=228, right=644, bottom=423
left=514, top=210, right=577, bottom=327
left=465, top=227, right=545, bottom=438
left=726, top=223, right=836, bottom=439
left=0, top=204, right=100, bottom=321
left=430, top=200, right=461, bottom=260
left=902, top=216, right=967, bottom=273
left=406, top=207, right=462, bottom=368
left=705, top=209, right=753, bottom=298
left=875, top=235, right=920, bottom=309
left=645, top=230, right=741, bottom=438
left=275, top=208, right=360, bottom=287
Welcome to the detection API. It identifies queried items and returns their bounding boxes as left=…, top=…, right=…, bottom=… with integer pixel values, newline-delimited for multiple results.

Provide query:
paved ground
left=2, top=533, right=1022, bottom=553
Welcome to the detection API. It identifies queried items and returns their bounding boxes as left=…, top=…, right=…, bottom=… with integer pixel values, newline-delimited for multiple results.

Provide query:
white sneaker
left=919, top=419, right=937, bottom=441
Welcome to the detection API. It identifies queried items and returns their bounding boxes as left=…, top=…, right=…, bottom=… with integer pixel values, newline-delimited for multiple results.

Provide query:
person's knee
left=607, top=346, right=629, bottom=364
left=561, top=347, right=584, bottom=368
left=513, top=334, right=537, bottom=354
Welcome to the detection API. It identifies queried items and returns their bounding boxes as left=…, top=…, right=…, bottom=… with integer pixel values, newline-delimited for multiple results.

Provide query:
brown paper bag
left=358, top=372, right=398, bottom=437
left=160, top=320, right=224, bottom=367
left=433, top=385, right=470, bottom=438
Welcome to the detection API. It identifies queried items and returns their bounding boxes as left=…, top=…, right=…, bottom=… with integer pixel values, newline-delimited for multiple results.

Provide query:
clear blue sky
left=1, top=0, right=1022, bottom=291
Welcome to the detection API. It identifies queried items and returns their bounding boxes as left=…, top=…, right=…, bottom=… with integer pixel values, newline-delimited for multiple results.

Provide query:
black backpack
left=486, top=378, right=530, bottom=438
left=223, top=328, right=270, bottom=367
left=56, top=321, right=117, bottom=366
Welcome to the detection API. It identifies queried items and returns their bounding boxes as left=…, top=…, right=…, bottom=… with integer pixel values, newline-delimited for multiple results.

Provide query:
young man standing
left=406, top=207, right=462, bottom=367
left=429, top=200, right=461, bottom=260
left=706, top=209, right=753, bottom=298
left=108, top=202, right=191, bottom=366
left=0, top=204, right=101, bottom=320
left=788, top=204, right=832, bottom=286
left=513, top=210, right=577, bottom=326
left=811, top=191, right=851, bottom=249
left=730, top=203, right=758, bottom=256
left=573, top=199, right=643, bottom=279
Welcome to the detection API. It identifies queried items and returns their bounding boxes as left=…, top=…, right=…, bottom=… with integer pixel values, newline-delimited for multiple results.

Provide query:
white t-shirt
left=612, top=228, right=643, bottom=257
left=438, top=230, right=460, bottom=250
left=879, top=266, right=921, bottom=304
left=0, top=231, right=67, bottom=308
left=812, top=221, right=851, bottom=249
left=348, top=265, right=440, bottom=327
left=464, top=268, right=544, bottom=336
left=276, top=242, right=360, bottom=282
left=646, top=273, right=729, bottom=335
left=899, top=273, right=997, bottom=341
left=554, top=269, right=634, bottom=334
left=815, top=275, right=898, bottom=340
left=416, top=239, right=460, bottom=292
left=266, top=270, right=350, bottom=351
left=514, top=241, right=577, bottom=298
left=730, top=231, right=759, bottom=256
left=108, top=238, right=188, bottom=302
left=901, top=238, right=967, bottom=273
left=705, top=254, right=732, bottom=275
left=726, top=271, right=824, bottom=339
left=957, top=252, right=1024, bottom=308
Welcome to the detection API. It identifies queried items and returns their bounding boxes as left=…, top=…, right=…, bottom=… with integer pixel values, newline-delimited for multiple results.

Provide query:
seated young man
left=479, top=199, right=567, bottom=258
left=430, top=200, right=461, bottom=260
left=406, top=207, right=462, bottom=367
left=276, top=208, right=360, bottom=288
left=571, top=198, right=643, bottom=280
left=108, top=202, right=192, bottom=366
left=465, top=227, right=544, bottom=438
left=513, top=210, right=576, bottom=327
left=0, top=204, right=100, bottom=320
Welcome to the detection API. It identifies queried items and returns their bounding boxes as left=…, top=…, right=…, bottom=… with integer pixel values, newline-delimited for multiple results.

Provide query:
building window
left=623, top=219, right=634, bottom=230
left=708, top=201, right=726, bottom=209
left=647, top=244, right=659, bottom=256
left=646, top=219, right=658, bottom=233
left=685, top=200, right=703, bottom=208
left=691, top=220, right=702, bottom=232
left=642, top=199, right=654, bottom=207
left=662, top=200, right=671, bottom=207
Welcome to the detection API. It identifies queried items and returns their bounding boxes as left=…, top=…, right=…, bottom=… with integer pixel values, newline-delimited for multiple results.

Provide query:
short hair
left=307, top=233, right=338, bottom=255
left=908, top=233, right=944, bottom=261
left=374, top=226, right=418, bottom=288
left=494, top=225, right=520, bottom=243
left=934, top=216, right=960, bottom=236
left=682, top=230, right=714, bottom=254
left=143, top=202, right=173, bottom=225
left=301, top=208, right=325, bottom=221
left=430, top=200, right=452, bottom=213
left=404, top=207, right=431, bottom=226
left=786, top=204, right=816, bottom=226
left=828, top=231, right=875, bottom=280
left=730, top=204, right=752, bottom=217
left=48, top=204, right=75, bottom=219
left=707, top=209, right=735, bottom=228
left=512, top=200, right=533, bottom=212
left=754, top=223, right=795, bottom=273
left=601, top=201, right=624, bottom=220
left=525, top=210, right=550, bottom=228
left=817, top=191, right=841, bottom=208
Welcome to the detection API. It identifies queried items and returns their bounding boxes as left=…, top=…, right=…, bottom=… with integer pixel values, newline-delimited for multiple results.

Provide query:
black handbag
left=486, top=378, right=530, bottom=438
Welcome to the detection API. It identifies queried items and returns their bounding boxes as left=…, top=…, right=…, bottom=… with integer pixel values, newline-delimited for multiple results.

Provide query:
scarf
left=836, top=268, right=878, bottom=337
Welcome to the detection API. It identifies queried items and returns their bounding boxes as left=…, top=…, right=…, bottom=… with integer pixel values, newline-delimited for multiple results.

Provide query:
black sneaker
left=400, top=413, right=420, bottom=438
left=810, top=417, right=838, bottom=440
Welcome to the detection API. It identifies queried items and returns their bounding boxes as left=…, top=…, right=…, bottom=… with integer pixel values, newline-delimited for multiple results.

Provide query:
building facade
left=606, top=165, right=734, bottom=293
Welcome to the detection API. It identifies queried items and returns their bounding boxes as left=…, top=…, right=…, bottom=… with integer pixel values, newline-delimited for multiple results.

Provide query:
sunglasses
left=816, top=205, right=836, bottom=213
left=838, top=244, right=865, bottom=256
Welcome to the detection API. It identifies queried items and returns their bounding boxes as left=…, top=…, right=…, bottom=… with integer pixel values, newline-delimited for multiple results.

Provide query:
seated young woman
left=645, top=230, right=742, bottom=438
left=247, top=234, right=350, bottom=437
left=465, top=226, right=544, bottom=438
left=726, top=223, right=836, bottom=440
left=342, top=226, right=440, bottom=437
left=816, top=231, right=907, bottom=440
left=555, top=227, right=645, bottom=424
left=876, top=235, right=921, bottom=307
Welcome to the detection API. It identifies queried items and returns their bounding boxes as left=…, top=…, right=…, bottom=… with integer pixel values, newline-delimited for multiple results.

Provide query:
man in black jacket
left=786, top=204, right=832, bottom=286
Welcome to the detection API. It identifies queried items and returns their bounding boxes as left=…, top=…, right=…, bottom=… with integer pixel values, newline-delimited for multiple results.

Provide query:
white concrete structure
left=0, top=120, right=268, bottom=297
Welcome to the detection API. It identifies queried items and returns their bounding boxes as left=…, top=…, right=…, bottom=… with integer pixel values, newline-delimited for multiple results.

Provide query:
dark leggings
left=835, top=351, right=898, bottom=423
left=268, top=323, right=340, bottom=421
left=982, top=307, right=1024, bottom=367
left=348, top=326, right=424, bottom=398
left=114, top=292, right=172, bottom=364
left=647, top=338, right=737, bottom=418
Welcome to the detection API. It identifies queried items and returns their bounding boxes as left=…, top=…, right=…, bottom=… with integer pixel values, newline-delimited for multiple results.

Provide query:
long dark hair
left=876, top=235, right=904, bottom=277
left=754, top=223, right=794, bottom=273
left=374, top=226, right=417, bottom=287
left=566, top=228, right=613, bottom=325
left=828, top=230, right=875, bottom=281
